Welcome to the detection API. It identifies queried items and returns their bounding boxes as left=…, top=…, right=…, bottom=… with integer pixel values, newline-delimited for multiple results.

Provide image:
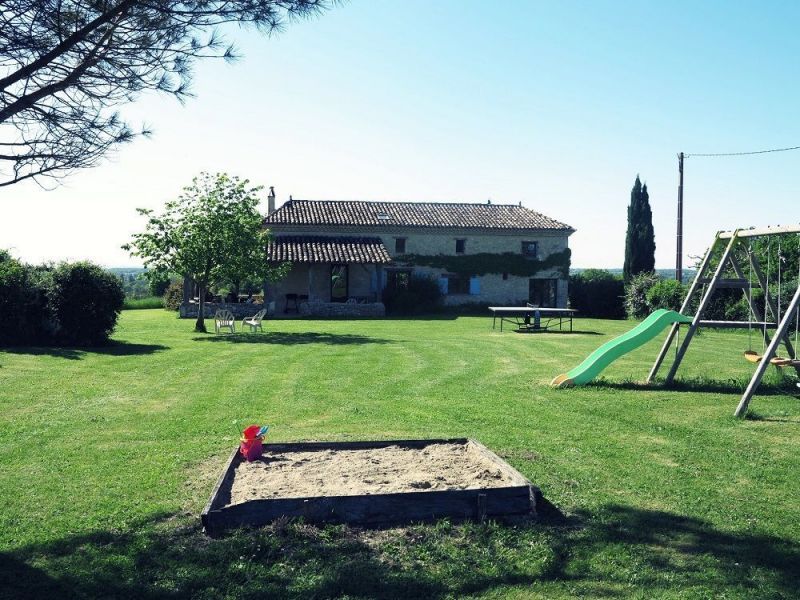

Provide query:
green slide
left=550, top=309, right=693, bottom=388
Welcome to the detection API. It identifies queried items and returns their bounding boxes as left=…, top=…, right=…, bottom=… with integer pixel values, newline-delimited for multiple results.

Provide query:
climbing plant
left=394, top=249, right=571, bottom=278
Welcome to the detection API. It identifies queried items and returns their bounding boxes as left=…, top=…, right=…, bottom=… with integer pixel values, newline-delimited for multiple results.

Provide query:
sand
left=228, top=442, right=516, bottom=504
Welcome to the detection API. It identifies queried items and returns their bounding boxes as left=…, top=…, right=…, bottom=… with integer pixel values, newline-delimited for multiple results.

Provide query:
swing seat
left=743, top=350, right=800, bottom=367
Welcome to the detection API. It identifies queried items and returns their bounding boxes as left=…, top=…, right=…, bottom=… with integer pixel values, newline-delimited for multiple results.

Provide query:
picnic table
left=489, top=304, right=577, bottom=332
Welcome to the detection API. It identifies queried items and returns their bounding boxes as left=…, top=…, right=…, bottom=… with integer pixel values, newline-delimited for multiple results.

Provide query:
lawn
left=1, top=309, right=799, bottom=599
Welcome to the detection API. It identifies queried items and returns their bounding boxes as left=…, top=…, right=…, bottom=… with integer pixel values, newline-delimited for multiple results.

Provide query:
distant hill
left=106, top=267, right=151, bottom=298
left=107, top=267, right=146, bottom=276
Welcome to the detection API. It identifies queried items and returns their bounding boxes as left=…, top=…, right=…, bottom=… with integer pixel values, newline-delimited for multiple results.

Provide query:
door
left=529, top=279, right=557, bottom=307
left=331, top=264, right=348, bottom=302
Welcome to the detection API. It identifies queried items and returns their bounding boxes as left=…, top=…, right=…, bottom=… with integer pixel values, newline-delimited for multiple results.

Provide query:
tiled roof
left=266, top=236, right=392, bottom=264
left=264, top=200, right=573, bottom=231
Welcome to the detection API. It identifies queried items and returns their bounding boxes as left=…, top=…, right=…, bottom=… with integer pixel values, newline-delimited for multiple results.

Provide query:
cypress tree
left=623, top=175, right=656, bottom=282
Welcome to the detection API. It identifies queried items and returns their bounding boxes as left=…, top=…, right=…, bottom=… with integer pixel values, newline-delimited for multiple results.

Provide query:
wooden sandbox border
left=201, top=438, right=537, bottom=535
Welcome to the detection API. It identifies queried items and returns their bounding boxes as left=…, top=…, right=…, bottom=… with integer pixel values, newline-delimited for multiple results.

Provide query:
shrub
left=163, top=280, right=184, bottom=311
left=691, top=286, right=751, bottom=321
left=569, top=269, right=625, bottom=319
left=382, top=275, right=443, bottom=315
left=0, top=253, right=50, bottom=345
left=48, top=262, right=125, bottom=345
left=646, top=279, right=686, bottom=312
left=624, top=271, right=660, bottom=319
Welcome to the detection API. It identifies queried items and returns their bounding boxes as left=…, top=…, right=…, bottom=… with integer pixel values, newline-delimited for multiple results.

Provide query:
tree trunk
left=195, top=283, right=207, bottom=332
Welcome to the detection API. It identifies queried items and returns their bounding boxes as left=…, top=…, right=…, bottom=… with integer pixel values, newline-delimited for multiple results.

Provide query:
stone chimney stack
left=267, top=186, right=276, bottom=215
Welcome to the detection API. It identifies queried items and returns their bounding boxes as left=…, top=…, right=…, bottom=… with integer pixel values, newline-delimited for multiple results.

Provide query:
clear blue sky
left=3, top=0, right=799, bottom=268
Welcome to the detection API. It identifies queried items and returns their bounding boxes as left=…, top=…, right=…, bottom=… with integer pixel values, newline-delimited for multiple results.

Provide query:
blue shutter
left=469, top=276, right=481, bottom=295
left=438, top=276, right=449, bottom=295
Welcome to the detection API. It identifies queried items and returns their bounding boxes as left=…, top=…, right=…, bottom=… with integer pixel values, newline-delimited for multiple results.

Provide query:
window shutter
left=469, top=276, right=480, bottom=295
left=438, top=276, right=449, bottom=295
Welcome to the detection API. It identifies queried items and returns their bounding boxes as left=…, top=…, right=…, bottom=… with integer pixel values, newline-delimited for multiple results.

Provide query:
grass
left=1, top=310, right=799, bottom=599
left=122, top=296, right=164, bottom=310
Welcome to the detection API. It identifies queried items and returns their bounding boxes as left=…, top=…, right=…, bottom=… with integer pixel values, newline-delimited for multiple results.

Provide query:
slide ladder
left=551, top=309, right=693, bottom=388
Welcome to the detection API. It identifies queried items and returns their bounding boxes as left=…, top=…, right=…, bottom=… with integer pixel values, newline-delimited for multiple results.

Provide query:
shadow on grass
left=744, top=410, right=800, bottom=423
left=511, top=329, right=603, bottom=336
left=272, top=313, right=461, bottom=321
left=588, top=375, right=799, bottom=396
left=2, top=503, right=799, bottom=598
left=0, top=341, right=168, bottom=360
left=192, top=332, right=393, bottom=345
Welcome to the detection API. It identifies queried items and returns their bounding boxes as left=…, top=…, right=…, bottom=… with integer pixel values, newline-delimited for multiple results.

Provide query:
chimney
left=267, top=186, right=276, bottom=214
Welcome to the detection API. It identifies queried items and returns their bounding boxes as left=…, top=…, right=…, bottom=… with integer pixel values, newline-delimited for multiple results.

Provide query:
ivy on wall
left=394, top=248, right=571, bottom=278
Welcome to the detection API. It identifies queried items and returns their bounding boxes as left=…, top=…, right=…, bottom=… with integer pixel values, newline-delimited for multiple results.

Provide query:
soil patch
left=228, top=442, right=516, bottom=504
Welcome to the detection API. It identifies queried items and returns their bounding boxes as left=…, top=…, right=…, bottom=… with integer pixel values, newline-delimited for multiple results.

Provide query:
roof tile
left=266, top=236, right=392, bottom=264
left=264, top=200, right=573, bottom=231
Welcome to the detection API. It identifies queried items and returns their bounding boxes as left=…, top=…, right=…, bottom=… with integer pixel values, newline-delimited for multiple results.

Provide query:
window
left=521, top=241, right=538, bottom=257
left=386, top=269, right=411, bottom=290
left=529, top=278, right=557, bottom=308
left=441, top=273, right=471, bottom=295
left=455, top=239, right=466, bottom=254
left=331, top=264, right=348, bottom=302
left=395, top=238, right=406, bottom=253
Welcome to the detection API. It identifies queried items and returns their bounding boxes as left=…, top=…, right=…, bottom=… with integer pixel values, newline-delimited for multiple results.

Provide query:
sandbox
left=202, top=438, right=536, bottom=534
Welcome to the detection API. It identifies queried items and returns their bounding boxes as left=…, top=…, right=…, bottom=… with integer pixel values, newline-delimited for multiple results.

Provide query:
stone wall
left=299, top=300, right=385, bottom=318
left=179, top=302, right=271, bottom=319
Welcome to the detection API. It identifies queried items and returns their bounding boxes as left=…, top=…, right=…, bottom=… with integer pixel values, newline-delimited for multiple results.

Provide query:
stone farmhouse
left=261, top=192, right=574, bottom=317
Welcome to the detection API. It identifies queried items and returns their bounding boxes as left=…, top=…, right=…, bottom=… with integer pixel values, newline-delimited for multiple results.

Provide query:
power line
left=685, top=145, right=800, bottom=158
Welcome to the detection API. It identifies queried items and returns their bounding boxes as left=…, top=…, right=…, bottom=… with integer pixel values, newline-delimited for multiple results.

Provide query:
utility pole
left=676, top=152, right=684, bottom=282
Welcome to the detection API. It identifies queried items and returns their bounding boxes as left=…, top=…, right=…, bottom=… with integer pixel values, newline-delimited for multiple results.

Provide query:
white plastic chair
left=214, top=309, right=236, bottom=334
left=242, top=309, right=267, bottom=333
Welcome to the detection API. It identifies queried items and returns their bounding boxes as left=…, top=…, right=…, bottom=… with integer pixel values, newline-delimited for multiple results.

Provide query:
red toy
left=239, top=424, right=269, bottom=461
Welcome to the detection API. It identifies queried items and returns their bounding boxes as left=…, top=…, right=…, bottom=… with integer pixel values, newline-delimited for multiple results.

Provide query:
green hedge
left=569, top=269, right=625, bottom=319
left=0, top=252, right=124, bottom=346
left=48, top=262, right=125, bottom=345
left=0, top=252, right=50, bottom=345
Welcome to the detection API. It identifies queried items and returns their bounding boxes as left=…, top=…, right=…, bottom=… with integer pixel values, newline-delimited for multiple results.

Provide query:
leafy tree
left=147, top=271, right=172, bottom=297
left=623, top=175, right=656, bottom=282
left=0, top=1, right=332, bottom=187
left=749, top=234, right=799, bottom=288
left=124, top=172, right=287, bottom=332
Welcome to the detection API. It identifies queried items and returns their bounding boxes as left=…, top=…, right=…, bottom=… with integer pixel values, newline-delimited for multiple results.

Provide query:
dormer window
left=455, top=239, right=466, bottom=254
left=377, top=213, right=391, bottom=221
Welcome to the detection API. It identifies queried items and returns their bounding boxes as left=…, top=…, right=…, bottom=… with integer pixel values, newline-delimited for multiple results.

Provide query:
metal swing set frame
left=647, top=224, right=800, bottom=418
